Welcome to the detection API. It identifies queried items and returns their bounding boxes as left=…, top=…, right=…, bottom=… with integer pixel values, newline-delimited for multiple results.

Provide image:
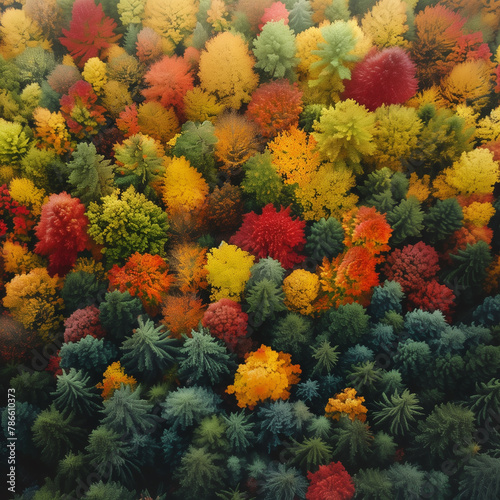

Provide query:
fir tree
left=223, top=411, right=255, bottom=453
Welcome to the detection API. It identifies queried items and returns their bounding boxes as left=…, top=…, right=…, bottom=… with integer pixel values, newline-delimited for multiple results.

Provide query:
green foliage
left=372, top=431, right=397, bottom=465
left=14, top=47, right=56, bottom=85
left=394, top=340, right=432, bottom=382
left=178, top=325, right=233, bottom=384
left=404, top=309, right=448, bottom=342
left=333, top=416, right=373, bottom=467
left=120, top=315, right=177, bottom=382
left=386, top=463, right=426, bottom=500
left=473, top=295, right=500, bottom=327
left=59, top=336, right=118, bottom=381
left=171, top=121, right=218, bottom=184
left=311, top=21, right=360, bottom=82
left=271, top=313, right=313, bottom=360
left=20, top=145, right=64, bottom=193
left=1, top=401, right=39, bottom=454
left=82, top=481, right=135, bottom=500
left=257, top=400, right=297, bottom=452
left=432, top=353, right=466, bottom=393
left=55, top=451, right=88, bottom=494
left=86, top=186, right=169, bottom=265
left=114, top=133, right=165, bottom=196
left=161, top=386, right=221, bottom=430
left=246, top=279, right=287, bottom=324
left=9, top=371, right=54, bottom=409
left=457, top=454, right=500, bottom=500
left=378, top=369, right=405, bottom=396
left=262, top=462, right=308, bottom=500
left=325, top=0, right=351, bottom=21
left=99, top=290, right=143, bottom=341
left=65, top=142, right=115, bottom=205
left=446, top=241, right=492, bottom=288
left=288, top=0, right=313, bottom=33
left=192, top=415, right=229, bottom=452
left=299, top=104, right=324, bottom=132
left=289, top=436, right=333, bottom=472
left=424, top=198, right=464, bottom=244
left=32, top=405, right=84, bottom=462
left=305, top=216, right=344, bottom=261
left=465, top=345, right=500, bottom=383
left=469, top=378, right=500, bottom=425
left=354, top=468, right=393, bottom=500
left=368, top=281, right=404, bottom=322
left=415, top=403, right=475, bottom=462
left=311, top=340, right=340, bottom=375
left=0, top=55, right=21, bottom=93
left=387, top=196, right=424, bottom=245
left=373, top=389, right=424, bottom=436
left=85, top=426, right=138, bottom=485
left=253, top=20, right=297, bottom=79
left=101, top=384, right=156, bottom=435
left=175, top=446, right=225, bottom=500
left=306, top=415, right=332, bottom=440
left=223, top=411, right=255, bottom=453
left=347, top=361, right=383, bottom=395
left=246, top=256, right=286, bottom=289
left=52, top=368, right=101, bottom=417
left=322, top=302, right=370, bottom=347
left=406, top=104, right=474, bottom=177
left=241, top=151, right=283, bottom=209
left=61, top=271, right=107, bottom=314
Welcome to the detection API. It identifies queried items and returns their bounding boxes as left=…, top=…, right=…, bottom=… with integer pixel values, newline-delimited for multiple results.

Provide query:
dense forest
left=0, top=0, right=500, bottom=498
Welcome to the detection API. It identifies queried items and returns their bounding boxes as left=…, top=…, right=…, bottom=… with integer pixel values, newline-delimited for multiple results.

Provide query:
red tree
left=246, top=79, right=303, bottom=139
left=141, top=55, right=194, bottom=120
left=34, top=192, right=89, bottom=276
left=342, top=47, right=418, bottom=111
left=59, top=0, right=121, bottom=68
left=306, top=462, right=355, bottom=500
left=64, top=305, right=106, bottom=343
left=229, top=204, right=306, bottom=269
left=202, top=298, right=248, bottom=352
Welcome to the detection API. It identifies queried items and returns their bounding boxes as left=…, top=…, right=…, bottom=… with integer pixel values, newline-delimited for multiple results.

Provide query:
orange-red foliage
left=108, top=252, right=174, bottom=317
left=116, top=104, right=141, bottom=138
left=246, top=80, right=303, bottom=139
left=160, top=293, right=206, bottom=339
left=168, top=243, right=209, bottom=294
left=141, top=55, right=194, bottom=120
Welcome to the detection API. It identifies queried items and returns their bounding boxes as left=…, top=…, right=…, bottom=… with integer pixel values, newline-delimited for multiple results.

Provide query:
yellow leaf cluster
left=72, top=257, right=107, bottom=281
left=440, top=60, right=493, bottom=113
left=204, top=242, right=254, bottom=302
left=207, top=0, right=230, bottom=32
left=101, top=80, right=133, bottom=118
left=433, top=149, right=500, bottom=198
left=199, top=32, right=259, bottom=110
left=371, top=104, right=423, bottom=171
left=162, top=156, right=209, bottom=214
left=455, top=104, right=480, bottom=133
left=325, top=387, right=368, bottom=422
left=475, top=106, right=500, bottom=144
left=268, top=127, right=320, bottom=187
left=362, top=0, right=409, bottom=48
left=282, top=269, right=320, bottom=316
left=407, top=173, right=431, bottom=203
left=226, top=344, right=301, bottom=409
left=82, top=57, right=108, bottom=94
left=462, top=202, right=496, bottom=227
left=296, top=163, right=358, bottom=221
left=2, top=267, right=64, bottom=343
left=96, top=361, right=137, bottom=400
left=33, top=107, right=73, bottom=155
left=2, top=240, right=45, bottom=275
left=9, top=177, right=47, bottom=217
left=143, top=0, right=198, bottom=55
left=0, top=8, right=51, bottom=59
left=183, top=88, right=225, bottom=123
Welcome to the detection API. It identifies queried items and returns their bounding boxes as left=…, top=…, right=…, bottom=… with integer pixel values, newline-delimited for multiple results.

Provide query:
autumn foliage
left=226, top=344, right=301, bottom=409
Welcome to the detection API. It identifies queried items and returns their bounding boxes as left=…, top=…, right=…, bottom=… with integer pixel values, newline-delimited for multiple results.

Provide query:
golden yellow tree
left=198, top=32, right=259, bottom=110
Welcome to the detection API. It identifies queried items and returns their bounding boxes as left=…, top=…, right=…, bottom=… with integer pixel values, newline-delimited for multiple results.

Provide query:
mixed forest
left=1, top=0, right=500, bottom=498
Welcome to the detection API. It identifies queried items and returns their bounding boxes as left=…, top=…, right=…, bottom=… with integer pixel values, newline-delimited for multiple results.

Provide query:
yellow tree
left=198, top=32, right=259, bottom=110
